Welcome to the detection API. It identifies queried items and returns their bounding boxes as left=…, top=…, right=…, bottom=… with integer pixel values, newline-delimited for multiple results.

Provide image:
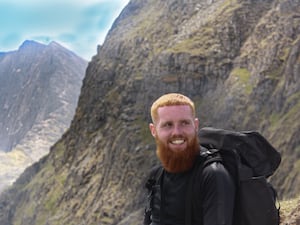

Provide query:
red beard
left=155, top=134, right=200, bottom=173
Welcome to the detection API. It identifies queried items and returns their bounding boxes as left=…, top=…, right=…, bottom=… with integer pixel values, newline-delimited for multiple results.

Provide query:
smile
left=170, top=139, right=185, bottom=145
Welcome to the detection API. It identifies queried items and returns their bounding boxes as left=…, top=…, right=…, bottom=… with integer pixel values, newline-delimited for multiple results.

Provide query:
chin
left=170, top=147, right=186, bottom=153
left=169, top=143, right=187, bottom=151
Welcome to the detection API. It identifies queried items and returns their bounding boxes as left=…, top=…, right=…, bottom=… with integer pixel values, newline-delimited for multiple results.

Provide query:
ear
left=194, top=118, right=199, bottom=132
left=149, top=123, right=156, bottom=137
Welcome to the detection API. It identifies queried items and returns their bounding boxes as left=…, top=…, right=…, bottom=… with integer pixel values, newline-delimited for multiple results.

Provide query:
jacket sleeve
left=200, top=162, right=235, bottom=225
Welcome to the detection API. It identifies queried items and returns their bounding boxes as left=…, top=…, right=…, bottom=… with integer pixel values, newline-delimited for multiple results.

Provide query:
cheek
left=156, top=130, right=170, bottom=141
left=186, top=129, right=198, bottom=139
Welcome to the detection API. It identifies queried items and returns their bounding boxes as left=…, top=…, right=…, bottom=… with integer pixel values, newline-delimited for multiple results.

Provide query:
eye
left=161, top=122, right=173, bottom=128
left=181, top=120, right=191, bottom=126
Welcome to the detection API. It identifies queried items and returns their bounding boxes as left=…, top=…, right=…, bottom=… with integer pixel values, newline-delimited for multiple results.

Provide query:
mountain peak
left=19, top=40, right=45, bottom=50
left=48, top=41, right=64, bottom=49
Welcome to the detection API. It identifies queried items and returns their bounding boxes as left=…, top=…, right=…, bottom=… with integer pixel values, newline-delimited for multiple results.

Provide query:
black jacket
left=145, top=156, right=235, bottom=225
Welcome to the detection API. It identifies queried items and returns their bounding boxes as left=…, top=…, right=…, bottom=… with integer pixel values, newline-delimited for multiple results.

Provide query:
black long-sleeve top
left=149, top=161, right=235, bottom=225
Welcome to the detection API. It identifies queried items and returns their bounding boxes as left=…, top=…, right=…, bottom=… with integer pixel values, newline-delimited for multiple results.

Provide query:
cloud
left=0, top=0, right=129, bottom=60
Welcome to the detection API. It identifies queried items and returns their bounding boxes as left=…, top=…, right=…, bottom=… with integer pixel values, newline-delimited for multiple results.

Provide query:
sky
left=0, top=0, right=129, bottom=60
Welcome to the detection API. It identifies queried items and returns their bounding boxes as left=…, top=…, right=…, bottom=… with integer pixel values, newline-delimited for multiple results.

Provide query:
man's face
left=150, top=105, right=199, bottom=153
left=149, top=105, right=199, bottom=173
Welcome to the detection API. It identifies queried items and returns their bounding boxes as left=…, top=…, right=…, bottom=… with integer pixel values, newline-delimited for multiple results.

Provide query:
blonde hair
left=150, top=93, right=196, bottom=123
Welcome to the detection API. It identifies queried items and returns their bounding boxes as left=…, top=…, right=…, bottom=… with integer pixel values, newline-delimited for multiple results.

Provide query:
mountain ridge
left=0, top=40, right=87, bottom=193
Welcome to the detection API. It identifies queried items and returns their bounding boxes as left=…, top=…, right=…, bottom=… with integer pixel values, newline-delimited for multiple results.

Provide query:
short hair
left=150, top=93, right=196, bottom=123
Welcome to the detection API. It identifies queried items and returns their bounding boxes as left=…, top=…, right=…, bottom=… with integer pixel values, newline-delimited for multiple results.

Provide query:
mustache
left=168, top=134, right=185, bottom=140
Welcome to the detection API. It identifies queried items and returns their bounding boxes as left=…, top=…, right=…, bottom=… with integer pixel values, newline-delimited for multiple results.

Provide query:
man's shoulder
left=202, top=161, right=228, bottom=176
left=192, top=151, right=232, bottom=183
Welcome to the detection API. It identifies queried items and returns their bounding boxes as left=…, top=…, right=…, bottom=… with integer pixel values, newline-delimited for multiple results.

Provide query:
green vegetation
left=266, top=64, right=283, bottom=79
left=269, top=112, right=281, bottom=127
left=231, top=67, right=253, bottom=94
left=267, top=94, right=300, bottom=149
left=123, top=3, right=166, bottom=45
left=107, top=87, right=122, bottom=103
left=53, top=140, right=66, bottom=163
left=44, top=172, right=66, bottom=211
left=294, top=160, right=300, bottom=175
left=134, top=72, right=144, bottom=80
left=169, top=0, right=242, bottom=55
left=136, top=117, right=153, bottom=144
left=280, top=195, right=300, bottom=222
left=281, top=95, right=300, bottom=128
left=286, top=91, right=300, bottom=106
left=279, top=46, right=290, bottom=61
left=169, top=27, right=215, bottom=55
left=12, top=154, right=68, bottom=224
left=295, top=145, right=300, bottom=155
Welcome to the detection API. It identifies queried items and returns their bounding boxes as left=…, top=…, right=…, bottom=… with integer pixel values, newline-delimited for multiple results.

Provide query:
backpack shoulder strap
left=145, top=165, right=163, bottom=190
left=200, top=147, right=222, bottom=167
left=185, top=148, right=223, bottom=225
left=144, top=165, right=163, bottom=225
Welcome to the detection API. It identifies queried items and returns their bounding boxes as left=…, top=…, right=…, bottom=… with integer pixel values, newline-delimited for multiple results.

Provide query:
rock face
left=0, top=0, right=299, bottom=225
left=0, top=40, right=87, bottom=192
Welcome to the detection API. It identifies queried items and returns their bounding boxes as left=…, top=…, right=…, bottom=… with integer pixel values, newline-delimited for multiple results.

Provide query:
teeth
left=171, top=139, right=185, bottom=145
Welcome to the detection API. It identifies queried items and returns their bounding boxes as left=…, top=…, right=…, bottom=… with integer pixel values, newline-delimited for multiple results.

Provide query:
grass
left=169, top=26, right=216, bottom=56
left=280, top=196, right=300, bottom=222
left=136, top=117, right=153, bottom=144
left=230, top=67, right=253, bottom=94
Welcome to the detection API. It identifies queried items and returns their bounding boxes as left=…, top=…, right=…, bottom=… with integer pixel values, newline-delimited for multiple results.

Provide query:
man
left=144, top=93, right=235, bottom=225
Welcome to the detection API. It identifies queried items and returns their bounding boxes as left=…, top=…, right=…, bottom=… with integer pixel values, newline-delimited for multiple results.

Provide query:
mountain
left=0, top=0, right=299, bottom=224
left=0, top=40, right=87, bottom=192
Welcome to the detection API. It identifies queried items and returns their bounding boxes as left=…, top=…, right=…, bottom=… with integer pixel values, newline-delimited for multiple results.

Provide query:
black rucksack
left=144, top=127, right=281, bottom=225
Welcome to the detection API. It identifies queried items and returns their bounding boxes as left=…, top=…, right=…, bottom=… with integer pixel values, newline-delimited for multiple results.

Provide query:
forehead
left=157, top=105, right=193, bottom=121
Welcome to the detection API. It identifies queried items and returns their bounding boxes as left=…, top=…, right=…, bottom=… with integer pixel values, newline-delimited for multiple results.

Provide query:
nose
left=172, top=124, right=183, bottom=135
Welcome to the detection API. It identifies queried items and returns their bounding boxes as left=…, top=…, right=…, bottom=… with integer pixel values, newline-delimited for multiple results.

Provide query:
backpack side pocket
left=235, top=176, right=280, bottom=225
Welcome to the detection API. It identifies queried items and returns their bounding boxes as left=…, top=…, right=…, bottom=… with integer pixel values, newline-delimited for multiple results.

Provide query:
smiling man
left=144, top=93, right=235, bottom=225
left=149, top=93, right=200, bottom=173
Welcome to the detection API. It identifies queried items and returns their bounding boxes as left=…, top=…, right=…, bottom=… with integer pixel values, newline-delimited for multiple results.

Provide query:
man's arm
left=200, top=162, right=235, bottom=225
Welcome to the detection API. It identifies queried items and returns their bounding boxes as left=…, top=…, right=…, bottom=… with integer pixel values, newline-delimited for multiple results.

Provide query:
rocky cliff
left=0, top=40, right=87, bottom=192
left=0, top=0, right=299, bottom=224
